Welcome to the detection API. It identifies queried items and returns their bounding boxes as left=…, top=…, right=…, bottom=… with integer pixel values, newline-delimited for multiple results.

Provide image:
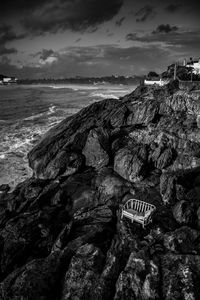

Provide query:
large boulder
left=0, top=206, right=69, bottom=278
left=61, top=244, right=104, bottom=300
left=164, top=90, right=200, bottom=115
left=114, top=252, right=160, bottom=300
left=155, top=148, right=175, bottom=170
left=82, top=128, right=110, bottom=169
left=170, top=154, right=200, bottom=172
left=0, top=250, right=72, bottom=300
left=28, top=98, right=121, bottom=179
left=37, top=151, right=84, bottom=179
left=95, top=167, right=131, bottom=206
left=0, top=184, right=10, bottom=193
left=114, top=145, right=148, bottom=183
left=94, top=241, right=126, bottom=300
left=109, top=103, right=128, bottom=128
left=161, top=254, right=200, bottom=300
left=60, top=168, right=96, bottom=213
left=163, top=226, right=200, bottom=254
left=160, top=172, right=177, bottom=205
left=126, top=99, right=159, bottom=126
left=172, top=200, right=194, bottom=225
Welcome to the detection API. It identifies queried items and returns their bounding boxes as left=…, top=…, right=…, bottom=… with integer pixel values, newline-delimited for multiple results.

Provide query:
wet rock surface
left=1, top=83, right=200, bottom=299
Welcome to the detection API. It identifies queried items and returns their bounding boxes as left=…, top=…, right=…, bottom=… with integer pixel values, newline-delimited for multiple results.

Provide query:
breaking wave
left=0, top=83, right=134, bottom=188
left=90, top=92, right=119, bottom=99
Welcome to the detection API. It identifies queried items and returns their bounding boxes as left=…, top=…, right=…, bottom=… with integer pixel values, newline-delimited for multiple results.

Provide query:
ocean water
left=0, top=83, right=136, bottom=188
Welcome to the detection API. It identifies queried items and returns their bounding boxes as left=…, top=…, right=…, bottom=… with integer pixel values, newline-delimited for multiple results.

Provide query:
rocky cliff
left=1, top=81, right=200, bottom=299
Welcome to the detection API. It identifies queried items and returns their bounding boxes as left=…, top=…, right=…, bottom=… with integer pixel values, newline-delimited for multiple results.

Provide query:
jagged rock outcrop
left=1, top=83, right=200, bottom=299
left=0, top=252, right=65, bottom=300
left=42, top=151, right=84, bottom=179
left=82, top=128, right=110, bottom=169
left=161, top=254, right=200, bottom=300
left=61, top=244, right=104, bottom=300
left=114, top=144, right=148, bottom=182
left=126, top=99, right=159, bottom=126
left=114, top=252, right=160, bottom=300
left=28, top=98, right=122, bottom=179
left=160, top=172, right=177, bottom=205
left=155, top=148, right=175, bottom=170
left=163, top=226, right=200, bottom=254
left=172, top=200, right=194, bottom=224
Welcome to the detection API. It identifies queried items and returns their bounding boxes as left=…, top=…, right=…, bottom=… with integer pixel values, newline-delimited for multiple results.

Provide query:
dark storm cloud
left=107, top=33, right=114, bottom=37
left=152, top=24, right=178, bottom=34
left=165, top=0, right=200, bottom=15
left=0, top=0, right=49, bottom=15
left=0, top=23, right=25, bottom=44
left=0, top=46, right=17, bottom=56
left=0, top=56, right=11, bottom=65
left=165, top=4, right=182, bottom=13
left=0, top=44, right=171, bottom=78
left=126, top=33, right=138, bottom=41
left=18, top=0, right=123, bottom=34
left=116, top=17, right=125, bottom=27
left=75, top=38, right=82, bottom=43
left=135, top=5, right=156, bottom=22
left=0, top=23, right=24, bottom=56
left=38, top=49, right=55, bottom=61
left=125, top=28, right=200, bottom=57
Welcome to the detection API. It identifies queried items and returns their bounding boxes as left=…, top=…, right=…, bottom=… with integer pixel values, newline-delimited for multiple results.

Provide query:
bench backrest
left=124, top=199, right=155, bottom=213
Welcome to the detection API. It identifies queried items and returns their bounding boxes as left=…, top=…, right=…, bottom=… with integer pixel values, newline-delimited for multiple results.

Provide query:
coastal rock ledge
left=1, top=82, right=200, bottom=299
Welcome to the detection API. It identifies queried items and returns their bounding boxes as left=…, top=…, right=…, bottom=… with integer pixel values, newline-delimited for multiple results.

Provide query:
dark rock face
left=161, top=254, right=200, bottom=300
left=61, top=244, right=104, bottom=300
left=95, top=167, right=131, bottom=206
left=114, top=145, right=148, bottom=182
left=82, top=128, right=110, bottom=169
left=172, top=200, right=194, bottom=225
left=42, top=151, right=84, bottom=179
left=160, top=172, right=177, bottom=205
left=0, top=252, right=63, bottom=300
left=155, top=148, right=175, bottom=170
left=28, top=98, right=120, bottom=179
left=164, top=226, right=200, bottom=254
left=1, top=83, right=200, bottom=299
left=0, top=184, right=10, bottom=193
left=127, top=99, right=159, bottom=126
left=114, top=252, right=160, bottom=300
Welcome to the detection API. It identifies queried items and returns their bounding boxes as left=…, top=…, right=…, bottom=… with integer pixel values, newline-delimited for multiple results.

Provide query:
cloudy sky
left=0, top=0, right=200, bottom=78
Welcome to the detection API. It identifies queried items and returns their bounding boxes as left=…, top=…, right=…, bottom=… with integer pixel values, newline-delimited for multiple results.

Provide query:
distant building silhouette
left=184, top=57, right=200, bottom=74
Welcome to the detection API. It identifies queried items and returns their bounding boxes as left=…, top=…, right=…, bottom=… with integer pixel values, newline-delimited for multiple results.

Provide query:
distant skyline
left=0, top=0, right=200, bottom=79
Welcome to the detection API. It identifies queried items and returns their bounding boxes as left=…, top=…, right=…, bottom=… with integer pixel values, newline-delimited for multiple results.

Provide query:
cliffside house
left=144, top=72, right=170, bottom=86
left=184, top=58, right=200, bottom=74
left=0, top=75, right=17, bottom=85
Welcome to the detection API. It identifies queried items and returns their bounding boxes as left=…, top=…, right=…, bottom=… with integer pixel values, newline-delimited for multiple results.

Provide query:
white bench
left=121, top=199, right=156, bottom=228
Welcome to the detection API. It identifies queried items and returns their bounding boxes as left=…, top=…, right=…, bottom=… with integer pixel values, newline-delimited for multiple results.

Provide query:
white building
left=144, top=78, right=170, bottom=86
left=2, top=77, right=17, bottom=84
left=3, top=77, right=12, bottom=83
left=186, top=58, right=200, bottom=74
